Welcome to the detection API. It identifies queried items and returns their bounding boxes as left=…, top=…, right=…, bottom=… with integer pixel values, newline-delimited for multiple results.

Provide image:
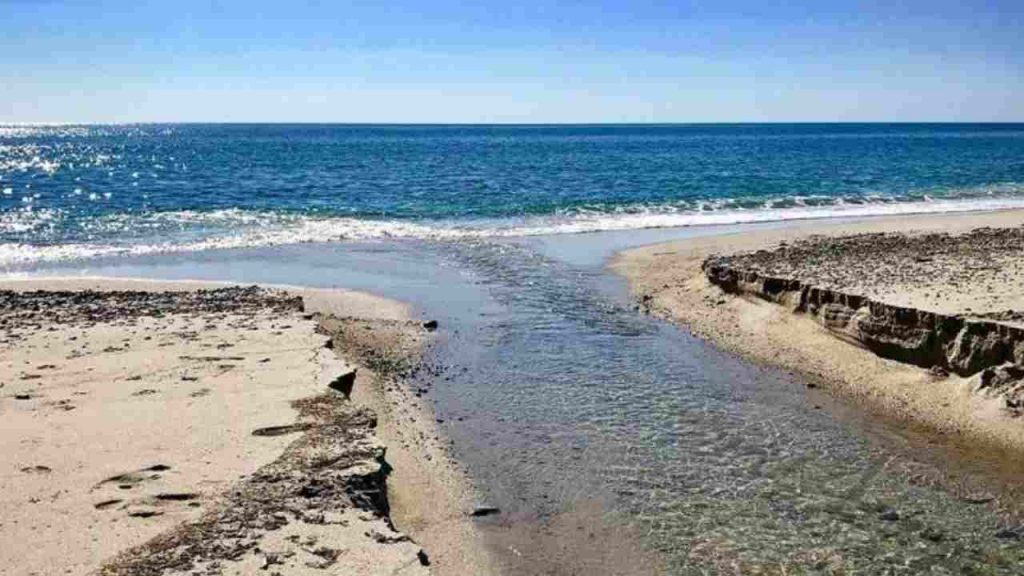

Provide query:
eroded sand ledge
left=0, top=278, right=494, bottom=576
left=702, top=230, right=1024, bottom=408
left=612, top=209, right=1024, bottom=453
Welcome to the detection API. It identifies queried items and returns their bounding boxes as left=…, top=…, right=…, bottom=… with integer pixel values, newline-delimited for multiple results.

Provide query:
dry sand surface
left=0, top=277, right=494, bottom=576
left=612, top=209, right=1024, bottom=453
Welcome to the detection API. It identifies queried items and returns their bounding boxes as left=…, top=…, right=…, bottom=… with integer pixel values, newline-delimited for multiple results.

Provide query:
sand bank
left=612, top=209, right=1024, bottom=453
left=0, top=277, right=493, bottom=576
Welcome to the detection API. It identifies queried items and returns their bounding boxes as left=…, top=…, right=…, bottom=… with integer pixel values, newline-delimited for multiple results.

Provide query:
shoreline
left=611, top=208, right=1024, bottom=456
left=0, top=277, right=494, bottom=575
left=9, top=206, right=1024, bottom=574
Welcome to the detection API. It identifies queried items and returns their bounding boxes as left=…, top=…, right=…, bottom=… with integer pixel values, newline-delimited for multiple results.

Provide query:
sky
left=1, top=0, right=1022, bottom=123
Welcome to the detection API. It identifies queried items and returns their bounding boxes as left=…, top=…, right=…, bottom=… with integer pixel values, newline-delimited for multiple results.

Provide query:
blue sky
left=2, top=0, right=1022, bottom=123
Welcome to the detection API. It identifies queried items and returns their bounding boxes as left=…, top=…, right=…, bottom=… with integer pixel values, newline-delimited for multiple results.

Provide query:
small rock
left=470, top=506, right=500, bottom=517
left=879, top=509, right=900, bottom=522
left=261, top=552, right=284, bottom=570
left=94, top=499, right=123, bottom=510
left=328, top=369, right=357, bottom=397
left=422, top=320, right=439, bottom=331
left=996, top=528, right=1021, bottom=539
left=126, top=505, right=164, bottom=518
left=303, top=547, right=340, bottom=569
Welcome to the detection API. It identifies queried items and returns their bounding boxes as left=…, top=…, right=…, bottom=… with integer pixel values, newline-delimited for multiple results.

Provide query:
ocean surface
left=3, top=123, right=1024, bottom=267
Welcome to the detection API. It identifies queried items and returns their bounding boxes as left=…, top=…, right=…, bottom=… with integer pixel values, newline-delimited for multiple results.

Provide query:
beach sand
left=0, top=278, right=494, bottom=576
left=612, top=209, right=1024, bottom=454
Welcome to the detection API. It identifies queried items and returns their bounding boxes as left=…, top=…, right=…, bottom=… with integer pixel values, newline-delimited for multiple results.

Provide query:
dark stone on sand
left=978, top=365, right=1024, bottom=416
left=367, top=530, right=412, bottom=544
left=155, top=493, right=198, bottom=501
left=94, top=499, right=123, bottom=510
left=126, top=507, right=164, bottom=518
left=470, top=506, right=500, bottom=517
left=417, top=549, right=431, bottom=566
left=879, top=509, right=900, bottom=522
left=422, top=320, right=438, bottom=331
left=996, top=527, right=1021, bottom=540
left=252, top=423, right=314, bottom=437
left=328, top=369, right=358, bottom=398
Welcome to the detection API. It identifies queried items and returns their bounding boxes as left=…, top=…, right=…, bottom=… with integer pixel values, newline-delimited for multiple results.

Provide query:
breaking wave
left=5, top=191, right=1024, bottom=267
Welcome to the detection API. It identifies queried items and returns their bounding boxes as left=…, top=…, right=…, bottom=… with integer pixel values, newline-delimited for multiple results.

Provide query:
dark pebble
left=879, top=509, right=900, bottom=522
left=470, top=506, right=500, bottom=517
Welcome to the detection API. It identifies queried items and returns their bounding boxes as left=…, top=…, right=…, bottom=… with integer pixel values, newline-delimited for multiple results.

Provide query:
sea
left=3, top=123, right=1024, bottom=268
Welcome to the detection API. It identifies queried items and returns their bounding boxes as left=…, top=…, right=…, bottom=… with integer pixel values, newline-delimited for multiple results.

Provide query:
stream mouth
left=417, top=239, right=1024, bottom=574
left=16, top=232, right=1024, bottom=574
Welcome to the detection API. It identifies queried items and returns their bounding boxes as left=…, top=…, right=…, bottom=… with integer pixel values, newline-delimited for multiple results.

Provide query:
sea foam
left=5, top=194, right=1024, bottom=268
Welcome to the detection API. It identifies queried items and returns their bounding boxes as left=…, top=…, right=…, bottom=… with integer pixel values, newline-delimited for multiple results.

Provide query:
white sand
left=0, top=277, right=494, bottom=576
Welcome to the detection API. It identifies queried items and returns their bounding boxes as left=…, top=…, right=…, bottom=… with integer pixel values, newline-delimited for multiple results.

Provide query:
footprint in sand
left=94, top=499, right=123, bottom=510
left=94, top=464, right=171, bottom=491
left=20, top=465, right=52, bottom=474
left=251, top=423, right=314, bottom=437
left=93, top=464, right=201, bottom=518
left=121, top=494, right=201, bottom=517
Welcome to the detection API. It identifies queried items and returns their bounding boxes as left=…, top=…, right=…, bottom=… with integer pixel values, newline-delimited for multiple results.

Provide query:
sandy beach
left=0, top=278, right=494, bottom=576
left=613, top=209, right=1024, bottom=454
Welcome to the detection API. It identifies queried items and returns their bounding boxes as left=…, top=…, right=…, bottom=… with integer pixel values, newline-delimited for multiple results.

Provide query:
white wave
left=5, top=195, right=1024, bottom=267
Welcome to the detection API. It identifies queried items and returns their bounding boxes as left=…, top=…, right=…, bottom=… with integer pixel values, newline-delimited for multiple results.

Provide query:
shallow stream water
left=18, top=228, right=1024, bottom=575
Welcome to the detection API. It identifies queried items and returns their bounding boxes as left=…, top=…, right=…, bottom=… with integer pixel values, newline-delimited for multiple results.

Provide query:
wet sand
left=0, top=278, right=494, bottom=576
left=613, top=209, right=1024, bottom=453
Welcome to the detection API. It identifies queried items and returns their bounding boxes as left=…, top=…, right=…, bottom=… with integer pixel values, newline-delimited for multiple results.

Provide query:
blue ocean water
left=3, top=123, right=1024, bottom=266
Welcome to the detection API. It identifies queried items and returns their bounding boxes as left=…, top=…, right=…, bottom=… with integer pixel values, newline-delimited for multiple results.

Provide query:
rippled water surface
left=5, top=123, right=1024, bottom=266
left=20, top=234, right=1024, bottom=574
left=422, top=239, right=1024, bottom=574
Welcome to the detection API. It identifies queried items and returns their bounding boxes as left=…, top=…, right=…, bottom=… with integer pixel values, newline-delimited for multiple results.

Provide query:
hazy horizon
left=5, top=121, right=1024, bottom=127
left=3, top=0, right=1022, bottom=124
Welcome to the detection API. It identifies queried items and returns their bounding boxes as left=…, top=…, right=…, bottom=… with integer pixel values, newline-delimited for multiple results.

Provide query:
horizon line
left=4, top=120, right=1024, bottom=127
